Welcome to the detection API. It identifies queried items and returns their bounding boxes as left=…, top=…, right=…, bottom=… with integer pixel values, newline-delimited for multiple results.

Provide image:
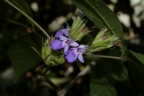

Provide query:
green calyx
left=33, top=37, right=65, bottom=66
left=41, top=38, right=52, bottom=61
left=41, top=38, right=65, bottom=66
left=48, top=51, right=65, bottom=66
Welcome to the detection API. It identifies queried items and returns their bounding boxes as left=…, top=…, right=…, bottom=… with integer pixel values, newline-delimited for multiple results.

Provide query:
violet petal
left=70, top=42, right=79, bottom=47
left=78, top=52, right=84, bottom=63
left=51, top=40, right=63, bottom=50
left=66, top=49, right=78, bottom=63
left=60, top=35, right=68, bottom=41
left=64, top=45, right=69, bottom=55
left=62, top=29, right=69, bottom=37
left=63, top=23, right=70, bottom=36
left=79, top=45, right=86, bottom=49
left=78, top=45, right=88, bottom=53
left=55, top=30, right=63, bottom=38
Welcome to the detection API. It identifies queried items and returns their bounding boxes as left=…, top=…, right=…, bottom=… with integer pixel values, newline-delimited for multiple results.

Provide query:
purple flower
left=55, top=24, right=70, bottom=38
left=60, top=36, right=79, bottom=54
left=51, top=36, right=79, bottom=54
left=65, top=45, right=88, bottom=63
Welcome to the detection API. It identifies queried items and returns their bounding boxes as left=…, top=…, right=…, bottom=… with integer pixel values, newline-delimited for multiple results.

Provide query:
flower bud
left=88, top=27, right=120, bottom=52
left=92, top=27, right=108, bottom=44
left=72, top=27, right=91, bottom=41
left=70, top=16, right=90, bottom=41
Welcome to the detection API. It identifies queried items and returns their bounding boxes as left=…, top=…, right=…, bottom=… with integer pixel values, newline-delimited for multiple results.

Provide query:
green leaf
left=90, top=61, right=117, bottom=96
left=90, top=77, right=117, bottom=96
left=89, top=57, right=135, bottom=96
left=95, top=58, right=130, bottom=82
left=71, top=0, right=124, bottom=42
left=129, top=50, right=144, bottom=65
left=127, top=58, right=144, bottom=95
left=87, top=57, right=127, bottom=79
left=10, top=0, right=33, bottom=18
left=7, top=33, right=42, bottom=82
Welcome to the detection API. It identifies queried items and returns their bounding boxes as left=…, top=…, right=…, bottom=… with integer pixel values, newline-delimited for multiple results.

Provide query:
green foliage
left=127, top=58, right=144, bottom=95
left=7, top=33, right=42, bottom=82
left=128, top=50, right=144, bottom=65
left=71, top=0, right=124, bottom=42
left=90, top=58, right=134, bottom=96
left=90, top=61, right=116, bottom=96
left=90, top=77, right=117, bottom=96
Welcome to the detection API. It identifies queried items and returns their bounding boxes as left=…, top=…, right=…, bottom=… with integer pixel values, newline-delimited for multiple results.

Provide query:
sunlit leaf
left=7, top=33, right=42, bottom=82
left=71, top=0, right=124, bottom=42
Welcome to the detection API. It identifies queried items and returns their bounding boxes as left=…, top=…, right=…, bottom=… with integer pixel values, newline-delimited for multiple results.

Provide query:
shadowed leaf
left=90, top=61, right=117, bottom=96
left=127, top=58, right=144, bottom=95
left=7, top=33, right=42, bottom=82
left=89, top=57, right=134, bottom=96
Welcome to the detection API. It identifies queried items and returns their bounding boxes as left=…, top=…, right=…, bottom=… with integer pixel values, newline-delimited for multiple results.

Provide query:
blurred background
left=0, top=0, right=144, bottom=96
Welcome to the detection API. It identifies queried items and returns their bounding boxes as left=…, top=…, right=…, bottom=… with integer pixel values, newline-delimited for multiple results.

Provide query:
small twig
left=36, top=64, right=58, bottom=91
left=41, top=76, right=59, bottom=91
left=57, top=62, right=96, bottom=96
left=42, top=66, right=58, bottom=90
left=5, top=0, right=50, bottom=38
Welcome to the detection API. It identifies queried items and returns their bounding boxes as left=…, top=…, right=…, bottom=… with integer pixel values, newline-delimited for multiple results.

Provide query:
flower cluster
left=51, top=25, right=88, bottom=63
left=33, top=16, right=121, bottom=66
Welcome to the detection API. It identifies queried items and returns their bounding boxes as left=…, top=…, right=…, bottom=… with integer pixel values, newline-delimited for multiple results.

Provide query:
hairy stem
left=5, top=0, right=50, bottom=38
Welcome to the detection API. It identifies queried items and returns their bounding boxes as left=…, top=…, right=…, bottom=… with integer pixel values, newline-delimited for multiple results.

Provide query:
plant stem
left=5, top=0, right=50, bottom=38
left=85, top=54, right=123, bottom=60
